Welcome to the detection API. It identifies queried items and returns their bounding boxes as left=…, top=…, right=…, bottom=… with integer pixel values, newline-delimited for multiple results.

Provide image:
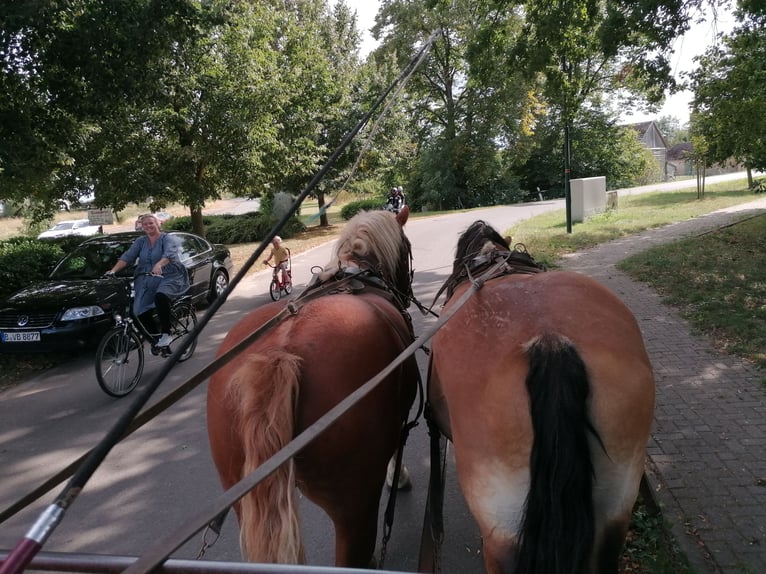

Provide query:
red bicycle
left=265, top=248, right=292, bottom=301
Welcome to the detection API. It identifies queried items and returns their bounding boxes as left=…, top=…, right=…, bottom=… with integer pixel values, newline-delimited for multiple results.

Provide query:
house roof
left=624, top=121, right=654, bottom=137
left=667, top=142, right=693, bottom=161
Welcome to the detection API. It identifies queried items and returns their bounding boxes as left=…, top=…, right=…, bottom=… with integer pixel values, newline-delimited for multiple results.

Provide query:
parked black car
left=0, top=232, right=233, bottom=353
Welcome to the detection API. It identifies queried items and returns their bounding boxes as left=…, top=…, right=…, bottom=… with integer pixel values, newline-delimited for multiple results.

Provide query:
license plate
left=1, top=331, right=41, bottom=342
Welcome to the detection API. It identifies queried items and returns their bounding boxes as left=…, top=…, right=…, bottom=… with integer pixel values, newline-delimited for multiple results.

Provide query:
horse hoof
left=386, top=463, right=412, bottom=491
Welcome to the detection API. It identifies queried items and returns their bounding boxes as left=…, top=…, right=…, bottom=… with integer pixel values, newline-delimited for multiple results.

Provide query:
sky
left=338, top=0, right=738, bottom=124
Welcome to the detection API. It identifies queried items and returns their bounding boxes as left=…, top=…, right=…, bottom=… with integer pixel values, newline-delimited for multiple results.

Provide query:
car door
left=176, top=233, right=213, bottom=303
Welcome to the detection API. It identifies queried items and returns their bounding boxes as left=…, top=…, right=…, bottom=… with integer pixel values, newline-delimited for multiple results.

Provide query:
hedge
left=340, top=199, right=386, bottom=220
left=0, top=239, right=65, bottom=300
left=165, top=212, right=305, bottom=244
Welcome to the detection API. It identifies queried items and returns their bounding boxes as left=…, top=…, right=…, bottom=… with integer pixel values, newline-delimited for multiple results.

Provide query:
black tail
left=516, top=333, right=598, bottom=574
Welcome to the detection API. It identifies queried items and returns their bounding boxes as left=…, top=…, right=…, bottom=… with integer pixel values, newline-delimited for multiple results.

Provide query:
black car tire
left=208, top=269, right=229, bottom=304
left=95, top=328, right=144, bottom=397
left=170, top=302, right=198, bottom=362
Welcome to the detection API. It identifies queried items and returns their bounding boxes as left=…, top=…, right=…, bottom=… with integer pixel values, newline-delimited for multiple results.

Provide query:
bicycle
left=265, top=249, right=292, bottom=301
left=95, top=275, right=198, bottom=397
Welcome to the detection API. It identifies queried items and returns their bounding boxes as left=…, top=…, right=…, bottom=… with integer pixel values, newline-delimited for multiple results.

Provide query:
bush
left=37, top=235, right=93, bottom=253
left=165, top=213, right=305, bottom=244
left=162, top=215, right=217, bottom=233
left=340, top=199, right=385, bottom=220
left=0, top=238, right=64, bottom=300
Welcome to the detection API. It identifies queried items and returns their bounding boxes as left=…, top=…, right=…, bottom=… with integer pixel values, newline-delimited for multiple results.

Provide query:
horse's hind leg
left=594, top=517, right=631, bottom=573
left=328, top=493, right=382, bottom=568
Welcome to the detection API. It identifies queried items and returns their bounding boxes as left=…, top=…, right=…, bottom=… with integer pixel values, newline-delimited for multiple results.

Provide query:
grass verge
left=618, top=213, right=766, bottom=371
left=507, top=181, right=760, bottom=267
left=621, top=488, right=694, bottom=573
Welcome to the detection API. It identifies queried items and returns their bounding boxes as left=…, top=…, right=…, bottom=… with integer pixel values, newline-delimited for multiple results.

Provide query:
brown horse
left=207, top=207, right=419, bottom=567
left=427, top=220, right=655, bottom=574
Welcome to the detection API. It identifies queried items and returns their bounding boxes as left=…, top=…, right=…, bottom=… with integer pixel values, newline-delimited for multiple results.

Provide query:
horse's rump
left=208, top=291, right=418, bottom=565
left=429, top=268, right=654, bottom=574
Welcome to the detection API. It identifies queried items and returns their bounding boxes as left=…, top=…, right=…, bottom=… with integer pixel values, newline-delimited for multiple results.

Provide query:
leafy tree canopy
left=0, top=0, right=366, bottom=231
left=689, top=8, right=766, bottom=171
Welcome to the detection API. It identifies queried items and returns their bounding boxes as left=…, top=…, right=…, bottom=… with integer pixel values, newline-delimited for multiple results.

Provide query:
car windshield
left=51, top=222, right=76, bottom=231
left=50, top=240, right=135, bottom=280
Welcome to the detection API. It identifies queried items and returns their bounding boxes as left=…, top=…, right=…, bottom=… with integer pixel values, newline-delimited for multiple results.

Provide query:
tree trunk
left=317, top=192, right=329, bottom=227
left=191, top=207, right=205, bottom=237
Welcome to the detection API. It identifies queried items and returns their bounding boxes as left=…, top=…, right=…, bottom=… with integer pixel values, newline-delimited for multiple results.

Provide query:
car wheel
left=208, top=269, right=229, bottom=304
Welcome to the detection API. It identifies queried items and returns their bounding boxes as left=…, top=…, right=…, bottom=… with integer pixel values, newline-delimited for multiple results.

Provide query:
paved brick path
left=558, top=198, right=766, bottom=574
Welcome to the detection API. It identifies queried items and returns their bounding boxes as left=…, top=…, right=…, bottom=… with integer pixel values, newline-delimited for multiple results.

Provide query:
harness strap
left=379, top=422, right=411, bottom=568
left=418, top=411, right=447, bottom=573
left=429, top=246, right=545, bottom=311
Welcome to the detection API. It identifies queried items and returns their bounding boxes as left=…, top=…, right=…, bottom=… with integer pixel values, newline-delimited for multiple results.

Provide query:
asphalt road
left=0, top=172, right=751, bottom=572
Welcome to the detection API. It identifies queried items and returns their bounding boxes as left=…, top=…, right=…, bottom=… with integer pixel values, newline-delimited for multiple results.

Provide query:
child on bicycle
left=263, top=236, right=290, bottom=285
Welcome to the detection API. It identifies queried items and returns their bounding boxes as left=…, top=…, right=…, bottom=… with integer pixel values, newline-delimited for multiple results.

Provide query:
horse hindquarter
left=430, top=273, right=654, bottom=574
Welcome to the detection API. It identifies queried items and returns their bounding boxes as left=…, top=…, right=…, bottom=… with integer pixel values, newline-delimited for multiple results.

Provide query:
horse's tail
left=517, top=333, right=598, bottom=574
left=228, top=350, right=305, bottom=564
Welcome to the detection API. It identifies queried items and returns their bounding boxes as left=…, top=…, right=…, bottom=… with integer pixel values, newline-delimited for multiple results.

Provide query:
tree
left=0, top=0, right=206, bottom=221
left=263, top=0, right=367, bottom=227
left=520, top=107, right=659, bottom=195
left=372, top=0, right=533, bottom=210
left=81, top=2, right=292, bottom=235
left=689, top=8, right=766, bottom=184
left=1, top=1, right=365, bottom=232
left=655, top=115, right=689, bottom=146
left=511, top=0, right=729, bottom=230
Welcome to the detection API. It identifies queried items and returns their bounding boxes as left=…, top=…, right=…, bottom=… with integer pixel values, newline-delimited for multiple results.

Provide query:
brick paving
left=557, top=198, right=766, bottom=574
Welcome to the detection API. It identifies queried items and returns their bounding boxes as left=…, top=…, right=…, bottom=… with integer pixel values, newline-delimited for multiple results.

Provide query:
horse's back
left=210, top=292, right=417, bottom=447
left=208, top=291, right=418, bottom=502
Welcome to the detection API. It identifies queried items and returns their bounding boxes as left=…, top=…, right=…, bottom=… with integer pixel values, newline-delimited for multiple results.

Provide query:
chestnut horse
left=207, top=207, right=418, bottom=567
left=427, top=221, right=655, bottom=574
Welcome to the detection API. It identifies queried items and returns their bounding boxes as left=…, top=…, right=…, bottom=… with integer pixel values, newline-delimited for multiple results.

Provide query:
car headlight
left=61, top=306, right=107, bottom=321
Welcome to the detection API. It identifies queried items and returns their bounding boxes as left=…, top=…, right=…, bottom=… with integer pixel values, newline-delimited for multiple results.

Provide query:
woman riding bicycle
left=106, top=213, right=189, bottom=348
left=263, top=236, right=290, bottom=286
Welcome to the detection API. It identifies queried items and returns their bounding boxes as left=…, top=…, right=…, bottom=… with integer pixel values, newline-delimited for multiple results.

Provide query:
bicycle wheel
left=171, top=303, right=198, bottom=362
left=269, top=278, right=281, bottom=301
left=95, top=327, right=144, bottom=397
left=283, top=278, right=293, bottom=295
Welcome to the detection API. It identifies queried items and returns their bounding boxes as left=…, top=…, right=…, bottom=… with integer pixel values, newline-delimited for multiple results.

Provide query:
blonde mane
left=325, top=210, right=407, bottom=287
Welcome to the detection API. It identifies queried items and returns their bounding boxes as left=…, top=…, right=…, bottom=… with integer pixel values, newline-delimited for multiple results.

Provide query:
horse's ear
left=396, top=205, right=410, bottom=226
